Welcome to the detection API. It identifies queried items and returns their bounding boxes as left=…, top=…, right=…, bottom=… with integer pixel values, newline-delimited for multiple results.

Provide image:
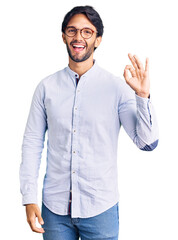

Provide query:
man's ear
left=95, top=36, right=102, bottom=48
left=62, top=33, right=66, bottom=44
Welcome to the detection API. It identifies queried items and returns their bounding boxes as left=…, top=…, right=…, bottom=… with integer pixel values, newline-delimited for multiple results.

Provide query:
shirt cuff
left=135, top=93, right=151, bottom=110
left=22, top=194, right=38, bottom=206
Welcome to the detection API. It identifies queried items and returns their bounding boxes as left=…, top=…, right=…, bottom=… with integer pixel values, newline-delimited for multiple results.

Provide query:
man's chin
left=67, top=45, right=93, bottom=63
left=71, top=57, right=85, bottom=63
left=70, top=54, right=87, bottom=63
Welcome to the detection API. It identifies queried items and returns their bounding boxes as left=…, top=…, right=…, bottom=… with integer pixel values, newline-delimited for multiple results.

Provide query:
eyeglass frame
left=64, top=26, right=98, bottom=39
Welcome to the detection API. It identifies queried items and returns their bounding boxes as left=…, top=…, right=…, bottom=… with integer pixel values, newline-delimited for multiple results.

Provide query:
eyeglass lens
left=65, top=27, right=93, bottom=38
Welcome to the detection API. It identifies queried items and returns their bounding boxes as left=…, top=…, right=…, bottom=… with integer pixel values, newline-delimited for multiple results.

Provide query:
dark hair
left=61, top=5, right=104, bottom=50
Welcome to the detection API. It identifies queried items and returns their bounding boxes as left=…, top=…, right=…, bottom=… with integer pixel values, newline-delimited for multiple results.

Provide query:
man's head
left=62, top=6, right=104, bottom=63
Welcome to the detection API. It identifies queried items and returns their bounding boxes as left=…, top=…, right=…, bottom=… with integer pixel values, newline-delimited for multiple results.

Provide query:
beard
left=66, top=41, right=96, bottom=63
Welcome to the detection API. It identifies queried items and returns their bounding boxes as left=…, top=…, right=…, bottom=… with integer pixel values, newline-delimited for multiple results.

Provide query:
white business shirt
left=19, top=59, right=159, bottom=218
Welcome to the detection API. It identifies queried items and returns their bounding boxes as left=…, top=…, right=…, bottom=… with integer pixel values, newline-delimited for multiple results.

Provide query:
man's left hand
left=123, top=53, right=150, bottom=98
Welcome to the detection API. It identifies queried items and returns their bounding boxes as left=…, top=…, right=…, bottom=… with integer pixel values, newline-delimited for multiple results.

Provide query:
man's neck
left=68, top=56, right=94, bottom=79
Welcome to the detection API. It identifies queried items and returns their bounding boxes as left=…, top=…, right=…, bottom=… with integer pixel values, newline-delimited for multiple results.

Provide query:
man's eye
left=83, top=30, right=92, bottom=34
left=68, top=29, right=75, bottom=32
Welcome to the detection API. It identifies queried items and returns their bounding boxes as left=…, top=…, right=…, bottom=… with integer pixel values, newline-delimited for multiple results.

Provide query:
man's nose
left=74, top=29, right=84, bottom=41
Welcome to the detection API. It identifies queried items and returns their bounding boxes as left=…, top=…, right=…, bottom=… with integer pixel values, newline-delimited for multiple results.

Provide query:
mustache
left=70, top=40, right=87, bottom=47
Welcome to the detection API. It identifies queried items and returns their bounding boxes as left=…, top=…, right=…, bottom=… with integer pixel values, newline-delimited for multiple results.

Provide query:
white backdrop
left=0, top=0, right=178, bottom=239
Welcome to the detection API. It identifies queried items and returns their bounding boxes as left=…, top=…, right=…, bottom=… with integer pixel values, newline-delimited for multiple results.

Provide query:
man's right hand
left=25, top=204, right=45, bottom=233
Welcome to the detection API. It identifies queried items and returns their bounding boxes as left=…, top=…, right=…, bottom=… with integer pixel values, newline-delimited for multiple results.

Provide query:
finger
left=145, top=57, right=149, bottom=72
left=123, top=68, right=131, bottom=83
left=133, top=55, right=144, bottom=71
left=128, top=53, right=138, bottom=70
left=37, top=212, right=44, bottom=225
left=125, top=65, right=137, bottom=78
left=28, top=218, right=45, bottom=233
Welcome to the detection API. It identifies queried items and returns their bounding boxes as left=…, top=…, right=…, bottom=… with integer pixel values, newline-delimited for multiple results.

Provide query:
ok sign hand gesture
left=123, top=53, right=150, bottom=98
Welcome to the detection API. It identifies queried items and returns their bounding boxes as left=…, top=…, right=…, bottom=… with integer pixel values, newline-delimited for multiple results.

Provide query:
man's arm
left=19, top=80, right=47, bottom=233
left=118, top=53, right=159, bottom=150
left=118, top=92, right=159, bottom=150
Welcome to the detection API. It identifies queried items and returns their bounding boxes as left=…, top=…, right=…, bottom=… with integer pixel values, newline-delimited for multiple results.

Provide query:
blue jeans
left=41, top=202, right=119, bottom=240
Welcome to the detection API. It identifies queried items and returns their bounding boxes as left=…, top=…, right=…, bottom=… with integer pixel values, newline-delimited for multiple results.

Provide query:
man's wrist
left=136, top=92, right=150, bottom=98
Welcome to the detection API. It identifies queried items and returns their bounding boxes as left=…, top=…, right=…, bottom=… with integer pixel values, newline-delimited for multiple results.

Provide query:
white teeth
left=73, top=45, right=85, bottom=48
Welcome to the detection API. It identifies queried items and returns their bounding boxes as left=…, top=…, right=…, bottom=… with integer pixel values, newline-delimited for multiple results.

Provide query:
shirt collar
left=65, top=59, right=98, bottom=79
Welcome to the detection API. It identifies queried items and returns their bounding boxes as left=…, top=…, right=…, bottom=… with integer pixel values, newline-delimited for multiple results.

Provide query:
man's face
left=62, top=14, right=102, bottom=63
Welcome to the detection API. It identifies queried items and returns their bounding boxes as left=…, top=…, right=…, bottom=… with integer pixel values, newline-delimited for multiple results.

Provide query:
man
left=19, top=5, right=159, bottom=240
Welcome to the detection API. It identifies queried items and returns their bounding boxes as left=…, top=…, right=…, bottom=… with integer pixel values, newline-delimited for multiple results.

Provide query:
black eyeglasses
left=64, top=26, right=98, bottom=39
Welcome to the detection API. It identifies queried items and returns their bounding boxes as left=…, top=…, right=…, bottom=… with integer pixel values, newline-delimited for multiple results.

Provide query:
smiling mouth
left=72, top=44, right=86, bottom=52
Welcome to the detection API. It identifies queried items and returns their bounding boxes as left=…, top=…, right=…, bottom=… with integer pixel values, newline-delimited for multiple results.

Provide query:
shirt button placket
left=71, top=73, right=81, bottom=217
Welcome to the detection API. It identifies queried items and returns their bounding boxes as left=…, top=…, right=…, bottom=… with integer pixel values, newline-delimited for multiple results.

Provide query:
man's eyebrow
left=66, top=25, right=92, bottom=29
left=66, top=25, right=75, bottom=28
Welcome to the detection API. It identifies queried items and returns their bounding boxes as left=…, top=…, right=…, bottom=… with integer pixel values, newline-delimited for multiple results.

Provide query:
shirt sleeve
left=19, top=80, right=47, bottom=205
left=118, top=81, right=159, bottom=151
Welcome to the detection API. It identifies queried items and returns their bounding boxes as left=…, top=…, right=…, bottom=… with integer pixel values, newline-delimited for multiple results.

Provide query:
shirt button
left=75, top=107, right=77, bottom=110
left=72, top=170, right=75, bottom=173
left=77, top=89, right=80, bottom=92
left=73, top=151, right=75, bottom=153
left=74, top=129, right=76, bottom=132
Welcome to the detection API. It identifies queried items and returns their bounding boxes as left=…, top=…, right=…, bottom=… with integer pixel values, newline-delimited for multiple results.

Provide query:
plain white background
left=0, top=0, right=178, bottom=239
